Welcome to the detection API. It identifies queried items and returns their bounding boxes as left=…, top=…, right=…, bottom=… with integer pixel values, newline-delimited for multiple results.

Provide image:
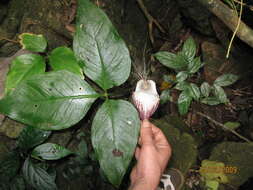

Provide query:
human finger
left=139, top=119, right=154, bottom=146
left=150, top=123, right=169, bottom=146
left=135, top=147, right=140, bottom=160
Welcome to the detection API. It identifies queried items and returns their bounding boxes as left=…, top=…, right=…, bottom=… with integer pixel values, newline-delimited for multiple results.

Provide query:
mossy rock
left=153, top=118, right=198, bottom=175
left=209, top=142, right=253, bottom=187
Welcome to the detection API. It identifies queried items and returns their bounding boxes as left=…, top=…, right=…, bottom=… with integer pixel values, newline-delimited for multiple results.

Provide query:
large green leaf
left=49, top=47, right=84, bottom=79
left=214, top=74, right=238, bottom=87
left=32, top=143, right=73, bottom=160
left=0, top=71, right=99, bottom=130
left=5, top=54, right=45, bottom=95
left=91, top=100, right=140, bottom=186
left=182, top=37, right=196, bottom=61
left=19, top=33, right=47, bottom=53
left=0, top=151, right=21, bottom=182
left=178, top=90, right=192, bottom=115
left=154, top=51, right=188, bottom=70
left=73, top=0, right=131, bottom=90
left=17, top=126, right=51, bottom=150
left=22, top=158, right=57, bottom=190
left=10, top=175, right=26, bottom=190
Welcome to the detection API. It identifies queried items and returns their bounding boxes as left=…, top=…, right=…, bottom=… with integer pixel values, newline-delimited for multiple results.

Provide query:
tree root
left=197, top=0, right=253, bottom=49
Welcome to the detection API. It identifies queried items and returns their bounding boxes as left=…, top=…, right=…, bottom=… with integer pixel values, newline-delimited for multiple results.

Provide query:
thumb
left=140, top=119, right=154, bottom=145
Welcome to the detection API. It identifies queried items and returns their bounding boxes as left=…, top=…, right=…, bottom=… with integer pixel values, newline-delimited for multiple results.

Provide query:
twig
left=196, top=0, right=253, bottom=49
left=0, top=37, right=19, bottom=43
left=136, top=0, right=165, bottom=44
left=195, top=111, right=251, bottom=143
left=226, top=0, right=243, bottom=58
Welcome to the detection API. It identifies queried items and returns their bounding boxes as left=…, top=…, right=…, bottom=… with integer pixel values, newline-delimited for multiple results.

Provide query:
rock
left=209, top=142, right=253, bottom=187
left=153, top=118, right=198, bottom=175
left=201, top=41, right=237, bottom=83
left=0, top=118, right=25, bottom=139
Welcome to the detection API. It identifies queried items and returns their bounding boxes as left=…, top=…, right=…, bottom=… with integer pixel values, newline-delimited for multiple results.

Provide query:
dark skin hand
left=129, top=120, right=172, bottom=190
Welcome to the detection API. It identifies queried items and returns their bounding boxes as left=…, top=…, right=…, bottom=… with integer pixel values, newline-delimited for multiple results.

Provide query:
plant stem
left=0, top=36, right=19, bottom=43
left=196, top=111, right=251, bottom=143
left=226, top=0, right=243, bottom=58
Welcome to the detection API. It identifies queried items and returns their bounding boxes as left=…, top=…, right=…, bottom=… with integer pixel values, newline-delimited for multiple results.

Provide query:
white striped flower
left=132, top=79, right=160, bottom=120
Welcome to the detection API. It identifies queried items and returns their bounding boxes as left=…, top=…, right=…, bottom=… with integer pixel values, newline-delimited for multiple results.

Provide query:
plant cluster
left=0, top=0, right=141, bottom=188
left=154, top=37, right=238, bottom=115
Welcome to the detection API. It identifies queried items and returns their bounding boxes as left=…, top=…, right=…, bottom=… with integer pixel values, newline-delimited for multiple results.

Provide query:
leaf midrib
left=26, top=94, right=100, bottom=102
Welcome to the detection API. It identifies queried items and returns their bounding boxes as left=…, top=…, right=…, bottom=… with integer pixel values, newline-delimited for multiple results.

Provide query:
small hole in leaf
left=34, top=105, right=38, bottom=108
left=112, top=149, right=123, bottom=157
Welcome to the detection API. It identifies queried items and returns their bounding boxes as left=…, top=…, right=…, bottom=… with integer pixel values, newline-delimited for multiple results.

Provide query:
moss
left=153, top=118, right=198, bottom=175
left=209, top=142, right=253, bottom=187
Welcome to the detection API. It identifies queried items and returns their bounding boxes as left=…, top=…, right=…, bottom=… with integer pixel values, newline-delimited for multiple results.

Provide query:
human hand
left=129, top=120, right=172, bottom=190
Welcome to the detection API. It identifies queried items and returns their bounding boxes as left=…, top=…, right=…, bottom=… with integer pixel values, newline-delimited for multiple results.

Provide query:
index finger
left=150, top=123, right=169, bottom=146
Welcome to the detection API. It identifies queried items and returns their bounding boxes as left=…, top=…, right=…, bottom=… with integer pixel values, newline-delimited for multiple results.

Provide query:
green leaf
left=224, top=122, right=241, bottom=130
left=160, top=89, right=172, bottom=104
left=78, top=140, right=88, bottom=157
left=19, top=33, right=47, bottom=52
left=182, top=37, right=196, bottom=61
left=32, top=143, right=73, bottom=160
left=201, top=97, right=221, bottom=105
left=91, top=100, right=140, bottom=186
left=176, top=71, right=188, bottom=82
left=0, top=151, right=21, bottom=182
left=174, top=81, right=190, bottom=91
left=18, top=126, right=51, bottom=150
left=5, top=54, right=45, bottom=95
left=188, top=56, right=204, bottom=73
left=205, top=180, right=219, bottom=190
left=178, top=90, right=192, bottom=115
left=200, top=160, right=228, bottom=183
left=22, top=158, right=57, bottom=190
left=214, top=74, right=239, bottom=87
left=73, top=0, right=131, bottom=90
left=49, top=47, right=84, bottom=79
left=154, top=51, right=188, bottom=70
left=213, top=85, right=228, bottom=103
left=0, top=71, right=98, bottom=130
left=10, top=175, right=26, bottom=190
left=200, top=82, right=211, bottom=97
left=188, top=83, right=200, bottom=100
